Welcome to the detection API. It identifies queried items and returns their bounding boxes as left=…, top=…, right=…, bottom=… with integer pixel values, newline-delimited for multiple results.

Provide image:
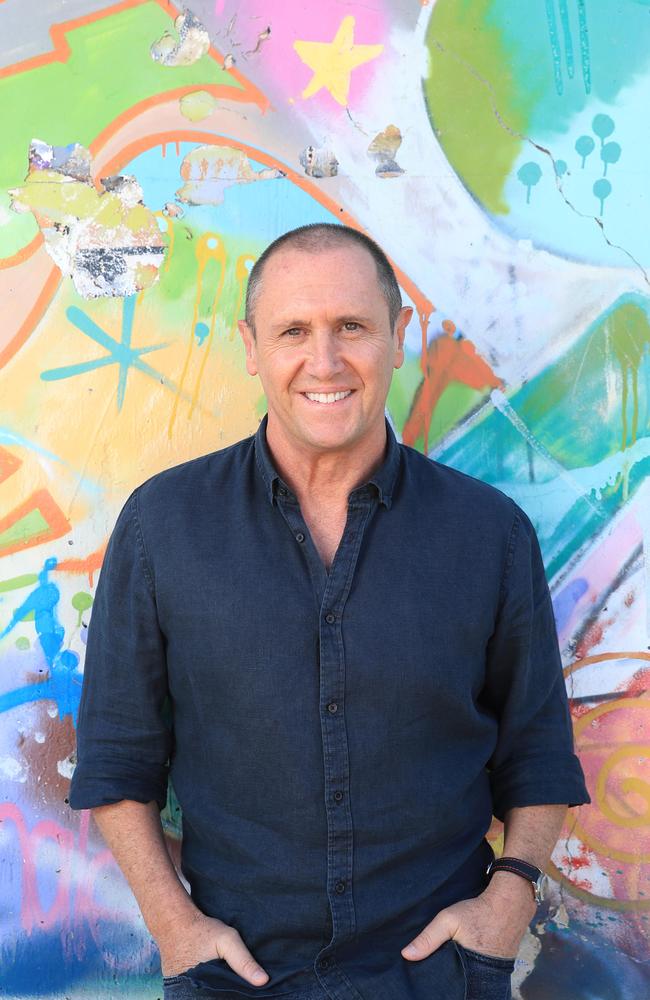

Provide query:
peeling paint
left=9, top=140, right=166, bottom=299
left=179, top=89, right=218, bottom=121
left=367, top=124, right=404, bottom=178
left=150, top=7, right=210, bottom=67
left=176, top=144, right=285, bottom=206
left=299, top=143, right=339, bottom=178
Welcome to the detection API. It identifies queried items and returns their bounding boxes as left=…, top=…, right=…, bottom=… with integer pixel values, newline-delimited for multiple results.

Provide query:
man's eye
left=283, top=328, right=303, bottom=337
left=343, top=322, right=360, bottom=331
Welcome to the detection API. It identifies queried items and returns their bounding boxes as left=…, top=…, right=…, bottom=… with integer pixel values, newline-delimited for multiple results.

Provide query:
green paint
left=424, top=0, right=650, bottom=214
left=605, top=302, right=650, bottom=451
left=0, top=508, right=49, bottom=551
left=71, top=591, right=93, bottom=627
left=0, top=573, right=38, bottom=594
left=0, top=2, right=243, bottom=259
left=423, top=0, right=539, bottom=214
left=15, top=636, right=30, bottom=650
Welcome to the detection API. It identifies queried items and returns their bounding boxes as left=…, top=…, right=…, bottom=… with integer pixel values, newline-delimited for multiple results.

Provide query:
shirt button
left=335, top=880, right=346, bottom=894
left=295, top=532, right=305, bottom=543
left=318, top=957, right=332, bottom=970
left=325, top=612, right=336, bottom=624
left=278, top=486, right=288, bottom=496
left=333, top=790, right=343, bottom=802
left=327, top=702, right=338, bottom=714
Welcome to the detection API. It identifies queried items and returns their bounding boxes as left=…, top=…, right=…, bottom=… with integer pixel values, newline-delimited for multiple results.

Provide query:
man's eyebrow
left=271, top=315, right=375, bottom=330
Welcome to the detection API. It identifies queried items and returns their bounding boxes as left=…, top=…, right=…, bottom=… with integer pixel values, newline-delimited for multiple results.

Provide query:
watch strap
left=485, top=856, right=546, bottom=903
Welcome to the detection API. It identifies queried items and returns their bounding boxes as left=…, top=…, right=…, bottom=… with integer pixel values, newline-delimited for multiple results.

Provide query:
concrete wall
left=0, top=2, right=648, bottom=996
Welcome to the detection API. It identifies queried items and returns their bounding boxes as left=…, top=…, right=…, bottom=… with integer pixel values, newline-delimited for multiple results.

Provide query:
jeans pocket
left=453, top=942, right=514, bottom=1000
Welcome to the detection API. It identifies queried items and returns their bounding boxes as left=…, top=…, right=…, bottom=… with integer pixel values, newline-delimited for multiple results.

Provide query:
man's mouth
left=302, top=390, right=353, bottom=404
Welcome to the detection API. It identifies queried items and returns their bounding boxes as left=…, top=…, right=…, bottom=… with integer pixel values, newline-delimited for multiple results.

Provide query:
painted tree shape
left=601, top=141, right=622, bottom=176
left=555, top=159, right=568, bottom=178
left=592, top=113, right=615, bottom=145
left=575, top=135, right=595, bottom=168
left=593, top=178, right=612, bottom=215
left=517, top=161, right=542, bottom=203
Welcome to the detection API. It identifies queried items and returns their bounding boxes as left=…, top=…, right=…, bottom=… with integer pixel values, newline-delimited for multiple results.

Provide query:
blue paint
left=593, top=177, right=612, bottom=215
left=545, top=0, right=564, bottom=95
left=592, top=113, right=615, bottom=144
left=194, top=321, right=209, bottom=345
left=552, top=577, right=589, bottom=632
left=40, top=296, right=169, bottom=411
left=0, top=557, right=81, bottom=724
left=577, top=0, right=591, bottom=94
left=517, top=161, right=543, bottom=203
left=558, top=0, right=575, bottom=78
left=601, top=141, right=621, bottom=176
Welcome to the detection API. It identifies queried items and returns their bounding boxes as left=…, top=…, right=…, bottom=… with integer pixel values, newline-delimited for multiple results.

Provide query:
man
left=69, top=223, right=590, bottom=1000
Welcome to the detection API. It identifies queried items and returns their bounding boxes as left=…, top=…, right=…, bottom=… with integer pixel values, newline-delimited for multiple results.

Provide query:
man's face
left=238, top=243, right=412, bottom=455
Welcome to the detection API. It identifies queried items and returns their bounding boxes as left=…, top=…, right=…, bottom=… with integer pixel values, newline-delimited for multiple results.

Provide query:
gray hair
left=244, top=223, right=402, bottom=334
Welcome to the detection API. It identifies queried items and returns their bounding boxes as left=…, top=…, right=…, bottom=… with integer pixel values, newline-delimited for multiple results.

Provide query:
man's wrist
left=483, top=870, right=539, bottom=912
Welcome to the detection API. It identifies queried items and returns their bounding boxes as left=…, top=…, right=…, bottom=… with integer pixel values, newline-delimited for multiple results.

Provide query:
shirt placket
left=276, top=486, right=376, bottom=1000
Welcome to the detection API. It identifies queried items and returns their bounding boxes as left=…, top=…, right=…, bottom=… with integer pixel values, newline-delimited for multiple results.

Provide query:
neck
left=265, top=415, right=388, bottom=508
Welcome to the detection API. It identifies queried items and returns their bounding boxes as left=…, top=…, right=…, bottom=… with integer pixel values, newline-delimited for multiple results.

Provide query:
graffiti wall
left=1, top=1, right=648, bottom=996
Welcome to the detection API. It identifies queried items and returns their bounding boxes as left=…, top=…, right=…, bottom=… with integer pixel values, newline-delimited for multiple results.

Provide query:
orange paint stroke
left=0, top=233, right=44, bottom=270
left=99, top=130, right=435, bottom=328
left=0, top=0, right=270, bottom=116
left=0, top=0, right=270, bottom=267
left=0, top=446, right=22, bottom=484
left=565, top=650, right=650, bottom=679
left=403, top=323, right=503, bottom=453
left=0, top=267, right=61, bottom=370
left=0, top=488, right=71, bottom=558
left=56, top=545, right=106, bottom=588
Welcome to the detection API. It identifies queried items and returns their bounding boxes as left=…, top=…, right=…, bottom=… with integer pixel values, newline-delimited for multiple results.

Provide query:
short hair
left=244, top=223, right=402, bottom=333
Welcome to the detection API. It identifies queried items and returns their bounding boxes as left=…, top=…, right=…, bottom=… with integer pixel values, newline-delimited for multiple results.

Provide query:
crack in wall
left=427, top=37, right=650, bottom=288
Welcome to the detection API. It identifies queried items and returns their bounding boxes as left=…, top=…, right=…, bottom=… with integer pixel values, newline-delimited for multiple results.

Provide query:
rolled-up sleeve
left=69, top=488, right=171, bottom=811
left=483, top=504, right=590, bottom=821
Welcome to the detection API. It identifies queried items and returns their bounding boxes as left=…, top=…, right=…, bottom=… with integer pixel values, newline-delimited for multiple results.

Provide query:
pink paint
left=556, top=508, right=641, bottom=647
left=236, top=2, right=387, bottom=109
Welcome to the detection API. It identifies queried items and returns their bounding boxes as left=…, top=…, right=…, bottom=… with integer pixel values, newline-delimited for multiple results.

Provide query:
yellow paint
left=189, top=234, right=227, bottom=418
left=230, top=253, right=256, bottom=340
left=179, top=90, right=218, bottom=122
left=168, top=231, right=228, bottom=436
left=293, top=16, right=383, bottom=107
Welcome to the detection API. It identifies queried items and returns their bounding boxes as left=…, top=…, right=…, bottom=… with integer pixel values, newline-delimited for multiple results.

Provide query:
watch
left=485, top=856, right=547, bottom=904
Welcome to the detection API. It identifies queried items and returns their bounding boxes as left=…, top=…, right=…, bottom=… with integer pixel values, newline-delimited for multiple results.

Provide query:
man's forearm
left=91, top=799, right=199, bottom=941
left=486, top=803, right=567, bottom=901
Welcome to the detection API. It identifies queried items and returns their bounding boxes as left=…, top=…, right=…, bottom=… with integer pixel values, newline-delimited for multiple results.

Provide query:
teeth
left=305, top=391, right=352, bottom=403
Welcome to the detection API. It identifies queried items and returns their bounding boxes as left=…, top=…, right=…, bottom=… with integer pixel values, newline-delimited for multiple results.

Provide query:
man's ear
left=393, top=306, right=413, bottom=370
left=238, top=320, right=258, bottom=377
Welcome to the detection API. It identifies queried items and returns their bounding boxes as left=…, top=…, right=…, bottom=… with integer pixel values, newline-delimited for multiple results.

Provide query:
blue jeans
left=454, top=942, right=515, bottom=1000
left=162, top=946, right=514, bottom=1000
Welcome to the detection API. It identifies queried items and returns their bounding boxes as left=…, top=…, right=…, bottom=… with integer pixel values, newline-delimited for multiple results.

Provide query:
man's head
left=238, top=223, right=413, bottom=457
left=244, top=223, right=404, bottom=335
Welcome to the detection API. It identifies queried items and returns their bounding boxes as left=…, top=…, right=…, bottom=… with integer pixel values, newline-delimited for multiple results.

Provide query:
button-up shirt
left=69, top=415, right=590, bottom=999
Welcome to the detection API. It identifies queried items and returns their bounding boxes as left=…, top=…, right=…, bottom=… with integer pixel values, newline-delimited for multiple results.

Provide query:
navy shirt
left=69, top=415, right=589, bottom=999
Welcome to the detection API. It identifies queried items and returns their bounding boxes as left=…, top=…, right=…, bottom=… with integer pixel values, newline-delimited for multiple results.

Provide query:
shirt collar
left=254, top=413, right=401, bottom=510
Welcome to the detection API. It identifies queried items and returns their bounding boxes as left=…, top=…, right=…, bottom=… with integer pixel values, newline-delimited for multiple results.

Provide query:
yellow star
left=293, top=16, right=384, bottom=107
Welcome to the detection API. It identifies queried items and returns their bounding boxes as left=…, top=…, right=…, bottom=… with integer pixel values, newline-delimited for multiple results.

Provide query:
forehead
left=258, top=243, right=382, bottom=303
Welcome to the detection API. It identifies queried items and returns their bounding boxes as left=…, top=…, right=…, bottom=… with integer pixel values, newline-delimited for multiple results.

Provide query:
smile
left=303, top=390, right=353, bottom=404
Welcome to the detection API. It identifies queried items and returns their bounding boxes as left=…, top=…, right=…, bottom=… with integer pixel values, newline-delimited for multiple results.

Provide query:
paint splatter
left=9, top=141, right=166, bottom=298
left=299, top=143, right=339, bottom=178
left=179, top=90, right=218, bottom=121
left=176, top=145, right=285, bottom=205
left=367, top=125, right=404, bottom=178
left=150, top=8, right=210, bottom=67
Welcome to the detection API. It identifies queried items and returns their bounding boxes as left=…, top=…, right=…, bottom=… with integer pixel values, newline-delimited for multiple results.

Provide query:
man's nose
left=305, top=331, right=345, bottom=378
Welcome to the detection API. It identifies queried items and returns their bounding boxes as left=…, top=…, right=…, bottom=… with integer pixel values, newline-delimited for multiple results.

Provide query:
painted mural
left=0, top=1, right=648, bottom=996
